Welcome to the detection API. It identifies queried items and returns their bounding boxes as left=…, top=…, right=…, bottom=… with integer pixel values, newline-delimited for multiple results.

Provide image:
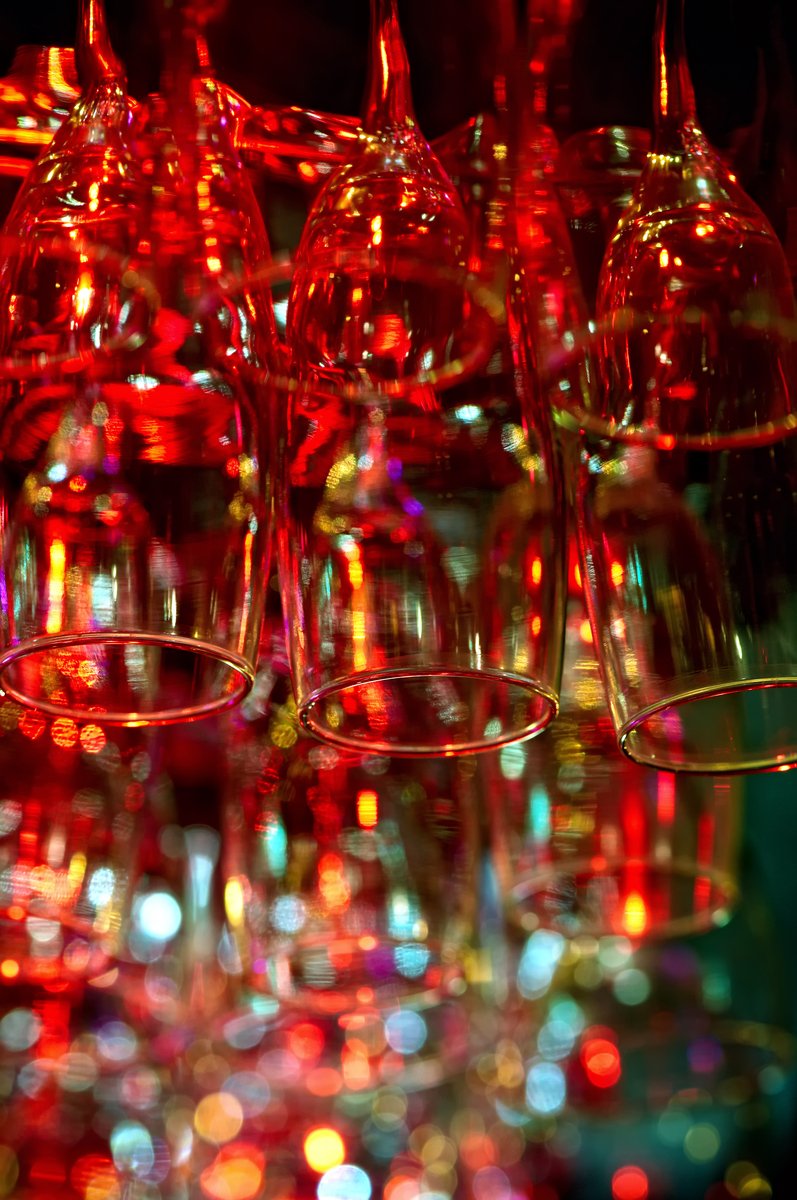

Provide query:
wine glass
left=486, top=585, right=740, bottom=942
left=279, top=0, right=565, bottom=755
left=221, top=652, right=483, bottom=1015
left=567, top=0, right=797, bottom=771
left=0, top=0, right=279, bottom=726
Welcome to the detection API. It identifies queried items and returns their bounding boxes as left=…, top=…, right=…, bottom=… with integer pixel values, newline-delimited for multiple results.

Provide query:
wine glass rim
left=238, top=251, right=505, bottom=400
left=0, top=231, right=160, bottom=381
left=298, top=664, right=560, bottom=758
left=0, top=630, right=254, bottom=726
left=619, top=676, right=797, bottom=774
left=544, top=304, right=797, bottom=450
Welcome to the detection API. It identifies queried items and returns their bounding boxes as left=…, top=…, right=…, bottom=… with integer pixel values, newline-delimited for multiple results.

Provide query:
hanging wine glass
left=287, top=0, right=474, bottom=390
left=279, top=0, right=564, bottom=754
left=485, top=585, right=740, bottom=943
left=0, top=0, right=144, bottom=380
left=0, top=0, right=279, bottom=726
left=569, top=0, right=797, bottom=772
left=593, top=0, right=797, bottom=448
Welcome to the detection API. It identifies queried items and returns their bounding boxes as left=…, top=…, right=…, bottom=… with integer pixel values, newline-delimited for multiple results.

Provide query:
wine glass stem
left=654, top=0, right=697, bottom=152
left=363, top=0, right=417, bottom=131
left=76, top=0, right=124, bottom=87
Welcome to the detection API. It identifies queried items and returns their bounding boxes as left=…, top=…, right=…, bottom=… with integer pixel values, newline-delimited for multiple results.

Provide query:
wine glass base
left=505, top=858, right=737, bottom=941
left=298, top=666, right=559, bottom=756
left=0, top=632, right=254, bottom=725
left=618, top=678, right=797, bottom=773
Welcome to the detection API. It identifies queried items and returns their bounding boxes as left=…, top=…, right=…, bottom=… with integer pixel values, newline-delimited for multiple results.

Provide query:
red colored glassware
left=572, top=0, right=797, bottom=771
left=279, top=0, right=563, bottom=755
left=0, top=0, right=279, bottom=726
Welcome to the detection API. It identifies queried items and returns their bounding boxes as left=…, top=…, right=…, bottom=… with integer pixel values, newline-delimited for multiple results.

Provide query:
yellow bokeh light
left=224, top=877, right=246, bottom=928
left=304, top=1127, right=345, bottom=1174
left=621, top=891, right=648, bottom=938
left=194, top=1093, right=244, bottom=1145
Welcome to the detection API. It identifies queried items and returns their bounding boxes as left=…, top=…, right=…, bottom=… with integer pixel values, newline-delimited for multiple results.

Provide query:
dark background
left=0, top=0, right=780, bottom=145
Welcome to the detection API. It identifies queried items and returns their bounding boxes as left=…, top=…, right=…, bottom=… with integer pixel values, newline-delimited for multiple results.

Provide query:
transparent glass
left=282, top=2, right=565, bottom=753
left=488, top=590, right=740, bottom=939
left=561, top=0, right=797, bottom=772
left=222, top=656, right=483, bottom=1013
left=0, top=0, right=278, bottom=725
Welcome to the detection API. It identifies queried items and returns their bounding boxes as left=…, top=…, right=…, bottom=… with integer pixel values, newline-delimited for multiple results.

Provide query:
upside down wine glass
left=0, top=0, right=278, bottom=725
left=571, top=0, right=797, bottom=771
left=280, top=0, right=563, bottom=754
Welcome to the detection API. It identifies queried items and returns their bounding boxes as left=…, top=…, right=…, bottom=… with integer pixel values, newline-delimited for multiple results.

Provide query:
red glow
left=71, top=1154, right=116, bottom=1195
left=31, top=1158, right=68, bottom=1185
left=306, top=1067, right=342, bottom=1097
left=288, top=1022, right=325, bottom=1061
left=697, top=811, right=715, bottom=866
left=318, top=853, right=351, bottom=912
left=200, top=1143, right=265, bottom=1200
left=657, top=773, right=675, bottom=825
left=371, top=313, right=409, bottom=355
left=694, top=875, right=713, bottom=911
left=19, top=710, right=46, bottom=740
left=582, top=1036, right=621, bottom=1087
left=612, top=1166, right=649, bottom=1200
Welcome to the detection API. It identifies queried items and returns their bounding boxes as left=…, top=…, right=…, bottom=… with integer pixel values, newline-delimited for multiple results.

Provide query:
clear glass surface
left=0, top=0, right=278, bottom=725
left=282, top=3, right=565, bottom=753
left=487, top=588, right=741, bottom=937
left=566, top=0, right=797, bottom=771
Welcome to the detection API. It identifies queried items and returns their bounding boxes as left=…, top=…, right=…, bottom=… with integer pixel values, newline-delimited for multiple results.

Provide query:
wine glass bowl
left=277, top=248, right=566, bottom=756
left=574, top=403, right=797, bottom=772
left=487, top=595, right=741, bottom=940
left=595, top=178, right=797, bottom=449
left=0, top=0, right=279, bottom=727
left=560, top=0, right=797, bottom=772
left=279, top=0, right=566, bottom=755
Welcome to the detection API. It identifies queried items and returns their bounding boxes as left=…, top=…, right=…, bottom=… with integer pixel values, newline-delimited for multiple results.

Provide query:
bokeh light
left=304, top=1127, right=346, bottom=1173
left=612, top=1165, right=649, bottom=1200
